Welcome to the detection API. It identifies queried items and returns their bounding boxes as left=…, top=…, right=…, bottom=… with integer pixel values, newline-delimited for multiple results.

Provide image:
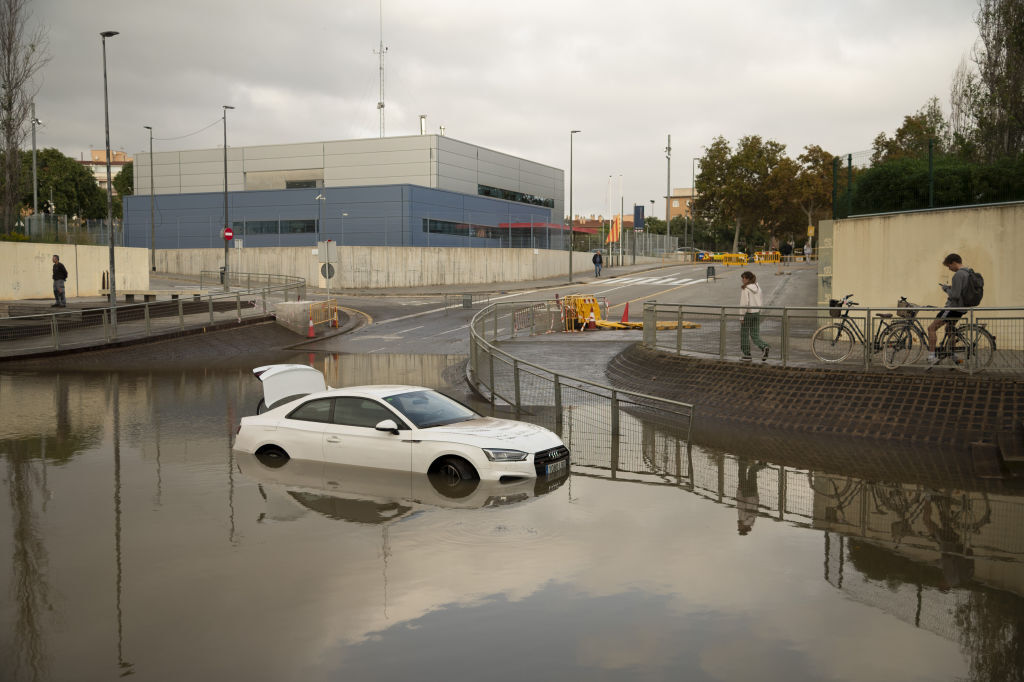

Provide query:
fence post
left=262, top=288, right=267, bottom=314
left=610, top=390, right=620, bottom=437
left=488, top=349, right=495, bottom=404
left=209, top=297, right=215, bottom=325
left=554, top=374, right=563, bottom=432
left=778, top=467, right=786, bottom=520
left=864, top=308, right=872, bottom=370
left=781, top=308, right=789, bottom=367
left=676, top=307, right=683, bottom=355
left=236, top=293, right=241, bottom=322
left=719, top=307, right=728, bottom=360
left=102, top=309, right=110, bottom=342
left=513, top=359, right=521, bottom=412
left=51, top=315, right=59, bottom=350
left=144, top=303, right=151, bottom=336
left=178, top=299, right=185, bottom=331
left=492, top=305, right=499, bottom=342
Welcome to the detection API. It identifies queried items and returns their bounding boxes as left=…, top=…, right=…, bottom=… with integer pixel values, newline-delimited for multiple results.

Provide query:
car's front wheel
left=432, top=456, right=477, bottom=486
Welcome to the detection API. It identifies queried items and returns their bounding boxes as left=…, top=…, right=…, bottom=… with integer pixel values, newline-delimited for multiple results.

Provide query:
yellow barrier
left=309, top=299, right=338, bottom=327
left=721, top=253, right=748, bottom=266
left=754, top=251, right=780, bottom=263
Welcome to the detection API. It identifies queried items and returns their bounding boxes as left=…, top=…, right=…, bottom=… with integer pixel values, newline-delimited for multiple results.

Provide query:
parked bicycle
left=810, top=294, right=902, bottom=363
left=879, top=299, right=996, bottom=373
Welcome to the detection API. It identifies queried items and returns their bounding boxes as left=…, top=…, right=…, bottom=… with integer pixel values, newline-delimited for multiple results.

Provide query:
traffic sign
left=222, top=227, right=234, bottom=240
left=320, top=263, right=335, bottom=279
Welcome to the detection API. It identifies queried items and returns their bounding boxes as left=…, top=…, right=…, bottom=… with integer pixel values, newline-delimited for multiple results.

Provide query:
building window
left=672, top=200, right=679, bottom=208
left=285, top=180, right=318, bottom=189
left=234, top=220, right=279, bottom=235
left=281, top=219, right=316, bottom=234
left=477, top=184, right=554, bottom=209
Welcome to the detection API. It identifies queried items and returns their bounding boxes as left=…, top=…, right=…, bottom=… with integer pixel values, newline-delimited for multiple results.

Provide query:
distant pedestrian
left=592, top=250, right=603, bottom=277
left=804, top=241, right=813, bottom=260
left=739, top=271, right=769, bottom=361
left=51, top=254, right=68, bottom=307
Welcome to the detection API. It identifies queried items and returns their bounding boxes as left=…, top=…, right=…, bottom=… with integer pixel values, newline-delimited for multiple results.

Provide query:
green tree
left=0, top=0, right=50, bottom=234
left=950, top=0, right=1024, bottom=162
left=795, top=144, right=835, bottom=233
left=113, top=160, right=133, bottom=197
left=642, top=216, right=666, bottom=235
left=871, top=97, right=948, bottom=165
left=20, top=147, right=105, bottom=219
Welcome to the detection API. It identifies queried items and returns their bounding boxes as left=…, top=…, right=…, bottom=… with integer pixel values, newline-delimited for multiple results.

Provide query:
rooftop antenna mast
left=374, top=0, right=388, bottom=138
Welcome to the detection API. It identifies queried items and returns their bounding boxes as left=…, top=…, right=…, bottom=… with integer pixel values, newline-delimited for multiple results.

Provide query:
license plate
left=545, top=459, right=567, bottom=476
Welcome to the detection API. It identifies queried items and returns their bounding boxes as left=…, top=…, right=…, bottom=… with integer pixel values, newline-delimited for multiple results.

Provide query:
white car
left=233, top=365, right=570, bottom=483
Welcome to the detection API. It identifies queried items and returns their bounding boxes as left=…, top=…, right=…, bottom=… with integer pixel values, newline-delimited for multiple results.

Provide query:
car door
left=278, top=398, right=334, bottom=461
left=322, top=397, right=412, bottom=471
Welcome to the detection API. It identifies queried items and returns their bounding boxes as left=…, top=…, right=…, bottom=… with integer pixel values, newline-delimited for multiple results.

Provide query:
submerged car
left=234, top=365, right=570, bottom=483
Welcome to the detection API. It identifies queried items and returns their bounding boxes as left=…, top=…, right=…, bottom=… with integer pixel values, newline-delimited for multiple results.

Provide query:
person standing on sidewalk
left=592, top=250, right=603, bottom=277
left=739, top=271, right=769, bottom=361
left=51, top=254, right=68, bottom=307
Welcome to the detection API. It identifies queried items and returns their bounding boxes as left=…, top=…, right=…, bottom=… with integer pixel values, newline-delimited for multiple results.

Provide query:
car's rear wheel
left=255, top=446, right=290, bottom=468
left=432, top=456, right=477, bottom=486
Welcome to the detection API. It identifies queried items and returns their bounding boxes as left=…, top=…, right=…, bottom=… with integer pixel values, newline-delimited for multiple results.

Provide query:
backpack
left=961, top=268, right=984, bottom=307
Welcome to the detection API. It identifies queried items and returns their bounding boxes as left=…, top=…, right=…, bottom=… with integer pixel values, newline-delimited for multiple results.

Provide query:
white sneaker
left=927, top=354, right=939, bottom=365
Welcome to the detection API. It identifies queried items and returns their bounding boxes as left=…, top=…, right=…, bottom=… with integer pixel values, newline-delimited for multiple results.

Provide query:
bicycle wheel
left=811, top=322, right=856, bottom=363
left=954, top=325, right=995, bottom=373
left=880, top=323, right=925, bottom=368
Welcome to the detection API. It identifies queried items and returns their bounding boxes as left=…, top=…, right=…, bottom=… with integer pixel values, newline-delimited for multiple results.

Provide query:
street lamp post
left=568, top=130, right=580, bottom=282
left=691, top=157, right=700, bottom=248
left=340, top=212, right=348, bottom=244
left=144, top=125, right=155, bottom=271
left=31, top=103, right=40, bottom=229
left=101, top=30, right=119, bottom=329
left=314, top=192, right=325, bottom=245
left=222, top=105, right=234, bottom=291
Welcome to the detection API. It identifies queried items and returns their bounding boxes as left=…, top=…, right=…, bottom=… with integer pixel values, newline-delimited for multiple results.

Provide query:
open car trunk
left=253, top=364, right=327, bottom=412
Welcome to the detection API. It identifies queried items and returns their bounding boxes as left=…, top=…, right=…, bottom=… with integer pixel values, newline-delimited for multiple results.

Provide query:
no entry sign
left=222, top=227, right=234, bottom=240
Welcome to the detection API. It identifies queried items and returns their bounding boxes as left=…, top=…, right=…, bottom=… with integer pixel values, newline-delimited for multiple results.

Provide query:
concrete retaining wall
left=0, top=242, right=150, bottom=301
left=155, top=246, right=655, bottom=289
left=831, top=202, right=1022, bottom=310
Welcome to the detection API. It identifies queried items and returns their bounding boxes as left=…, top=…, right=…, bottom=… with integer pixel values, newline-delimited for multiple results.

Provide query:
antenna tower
left=374, top=0, right=388, bottom=138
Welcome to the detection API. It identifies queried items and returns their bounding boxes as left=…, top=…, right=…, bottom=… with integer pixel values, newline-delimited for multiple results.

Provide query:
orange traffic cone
left=587, top=311, right=596, bottom=330
left=621, top=302, right=629, bottom=323
left=307, top=315, right=315, bottom=338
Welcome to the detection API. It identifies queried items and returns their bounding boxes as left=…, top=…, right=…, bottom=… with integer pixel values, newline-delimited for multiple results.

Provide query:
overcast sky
left=30, top=0, right=979, bottom=219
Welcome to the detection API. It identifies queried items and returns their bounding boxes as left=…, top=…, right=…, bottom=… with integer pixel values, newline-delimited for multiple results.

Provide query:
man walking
left=592, top=250, right=603, bottom=277
left=51, top=254, right=68, bottom=307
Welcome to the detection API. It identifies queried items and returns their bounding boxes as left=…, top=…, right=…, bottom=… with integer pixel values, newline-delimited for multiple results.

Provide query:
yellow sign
left=807, top=225, right=815, bottom=237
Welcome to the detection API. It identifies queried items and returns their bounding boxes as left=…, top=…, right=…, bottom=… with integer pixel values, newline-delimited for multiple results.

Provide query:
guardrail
left=0, top=272, right=306, bottom=358
left=641, top=301, right=1024, bottom=375
left=468, top=300, right=695, bottom=448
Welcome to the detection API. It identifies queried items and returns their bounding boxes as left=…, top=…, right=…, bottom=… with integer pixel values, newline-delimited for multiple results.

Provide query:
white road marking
left=395, top=325, right=424, bottom=334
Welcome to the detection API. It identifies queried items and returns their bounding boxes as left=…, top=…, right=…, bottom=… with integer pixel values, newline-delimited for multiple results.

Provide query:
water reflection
left=0, top=359, right=1022, bottom=680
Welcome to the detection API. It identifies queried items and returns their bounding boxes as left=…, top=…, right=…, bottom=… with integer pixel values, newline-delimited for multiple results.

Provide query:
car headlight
left=482, top=448, right=529, bottom=462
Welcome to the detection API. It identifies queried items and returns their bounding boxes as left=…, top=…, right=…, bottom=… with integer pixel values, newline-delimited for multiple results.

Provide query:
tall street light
left=568, top=130, right=580, bottom=282
left=31, top=103, right=40, bottom=228
left=314, top=192, right=325, bottom=244
left=691, top=157, right=700, bottom=248
left=101, top=30, right=119, bottom=330
left=341, top=211, right=348, bottom=244
left=222, top=105, right=234, bottom=291
left=144, top=125, right=155, bottom=271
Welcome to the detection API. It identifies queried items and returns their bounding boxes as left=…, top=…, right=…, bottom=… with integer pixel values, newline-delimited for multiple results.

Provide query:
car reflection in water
left=238, top=453, right=570, bottom=524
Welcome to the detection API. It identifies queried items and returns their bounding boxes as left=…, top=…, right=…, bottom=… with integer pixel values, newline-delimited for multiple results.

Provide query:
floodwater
left=1, top=354, right=1023, bottom=682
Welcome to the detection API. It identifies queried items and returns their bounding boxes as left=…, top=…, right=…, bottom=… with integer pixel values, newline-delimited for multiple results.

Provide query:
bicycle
left=810, top=294, right=901, bottom=363
left=879, top=300, right=996, bottom=373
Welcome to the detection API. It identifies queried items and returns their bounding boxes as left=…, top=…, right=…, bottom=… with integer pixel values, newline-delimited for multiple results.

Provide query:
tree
left=113, top=160, right=133, bottom=197
left=871, top=98, right=949, bottom=165
left=949, top=0, right=1024, bottom=162
left=795, top=144, right=834, bottom=234
left=19, top=148, right=106, bottom=219
left=0, top=0, right=50, bottom=233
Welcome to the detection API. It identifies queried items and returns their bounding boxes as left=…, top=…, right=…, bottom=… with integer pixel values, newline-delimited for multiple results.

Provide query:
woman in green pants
left=739, top=271, right=770, bottom=361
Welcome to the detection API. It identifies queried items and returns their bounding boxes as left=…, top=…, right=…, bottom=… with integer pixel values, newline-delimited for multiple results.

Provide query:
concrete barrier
left=0, top=242, right=150, bottom=301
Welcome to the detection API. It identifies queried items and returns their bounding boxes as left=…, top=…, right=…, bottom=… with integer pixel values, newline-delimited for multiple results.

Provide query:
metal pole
left=222, top=105, right=234, bottom=291
left=665, top=135, right=671, bottom=247
left=144, top=125, right=155, bottom=271
left=569, top=130, right=579, bottom=282
left=31, top=103, right=38, bottom=223
left=101, top=31, right=119, bottom=330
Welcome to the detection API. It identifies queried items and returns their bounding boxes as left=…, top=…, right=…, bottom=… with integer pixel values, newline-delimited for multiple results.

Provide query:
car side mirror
left=375, top=419, right=399, bottom=435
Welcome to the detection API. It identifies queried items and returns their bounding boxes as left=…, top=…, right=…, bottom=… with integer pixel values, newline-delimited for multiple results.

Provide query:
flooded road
left=2, top=356, right=1023, bottom=681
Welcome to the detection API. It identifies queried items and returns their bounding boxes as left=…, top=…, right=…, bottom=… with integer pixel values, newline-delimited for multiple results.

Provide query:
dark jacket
left=592, top=252, right=603, bottom=265
left=53, top=262, right=68, bottom=281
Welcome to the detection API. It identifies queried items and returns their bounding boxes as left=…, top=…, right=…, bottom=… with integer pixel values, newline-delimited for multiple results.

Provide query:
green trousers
left=741, top=312, right=768, bottom=357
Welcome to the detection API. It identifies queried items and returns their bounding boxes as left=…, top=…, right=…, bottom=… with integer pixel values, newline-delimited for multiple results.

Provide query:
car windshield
left=383, top=390, right=478, bottom=428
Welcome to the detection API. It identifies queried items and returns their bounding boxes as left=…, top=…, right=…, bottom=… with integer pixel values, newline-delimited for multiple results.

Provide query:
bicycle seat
left=877, top=313, right=893, bottom=319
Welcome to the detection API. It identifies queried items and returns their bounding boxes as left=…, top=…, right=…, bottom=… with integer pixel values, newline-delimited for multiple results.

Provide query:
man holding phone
left=926, top=253, right=969, bottom=364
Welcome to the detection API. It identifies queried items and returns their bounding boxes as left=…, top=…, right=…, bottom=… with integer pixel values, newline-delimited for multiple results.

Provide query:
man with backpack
left=927, top=253, right=983, bottom=364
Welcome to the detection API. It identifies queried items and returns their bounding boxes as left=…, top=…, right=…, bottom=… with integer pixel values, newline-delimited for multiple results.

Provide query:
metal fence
left=468, top=300, right=695, bottom=461
left=0, top=271, right=306, bottom=357
left=642, top=301, right=1024, bottom=375
left=8, top=215, right=124, bottom=246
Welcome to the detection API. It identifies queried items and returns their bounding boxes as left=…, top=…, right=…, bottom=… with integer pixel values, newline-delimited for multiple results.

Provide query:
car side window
left=287, top=398, right=333, bottom=423
left=332, top=397, right=404, bottom=429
